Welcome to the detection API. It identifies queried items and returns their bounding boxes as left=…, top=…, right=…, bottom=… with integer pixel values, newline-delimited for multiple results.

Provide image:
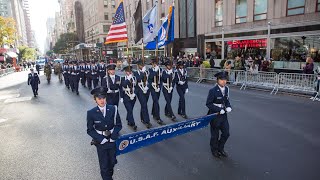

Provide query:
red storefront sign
left=228, top=39, right=267, bottom=49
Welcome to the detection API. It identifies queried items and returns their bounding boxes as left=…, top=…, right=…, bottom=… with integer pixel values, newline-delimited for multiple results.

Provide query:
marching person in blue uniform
left=98, top=60, right=106, bottom=84
left=101, top=64, right=121, bottom=106
left=87, top=87, right=122, bottom=180
left=148, top=59, right=164, bottom=125
left=133, top=60, right=152, bottom=129
left=86, top=61, right=93, bottom=90
left=62, top=61, right=70, bottom=89
left=92, top=61, right=100, bottom=89
left=70, top=61, right=80, bottom=95
left=161, top=60, right=177, bottom=121
left=175, top=60, right=189, bottom=119
left=206, top=71, right=232, bottom=158
left=27, top=68, right=40, bottom=97
left=120, top=65, right=138, bottom=131
left=79, top=61, right=87, bottom=87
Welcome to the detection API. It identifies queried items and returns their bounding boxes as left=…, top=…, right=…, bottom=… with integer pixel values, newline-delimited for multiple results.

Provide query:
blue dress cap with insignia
left=122, top=65, right=133, bottom=72
left=214, top=71, right=228, bottom=80
left=90, top=86, right=108, bottom=98
left=107, top=63, right=117, bottom=70
left=164, top=60, right=172, bottom=66
left=177, top=60, right=184, bottom=66
left=136, top=59, right=144, bottom=66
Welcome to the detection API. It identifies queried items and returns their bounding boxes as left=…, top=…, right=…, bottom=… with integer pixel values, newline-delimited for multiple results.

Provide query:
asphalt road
left=0, top=71, right=319, bottom=180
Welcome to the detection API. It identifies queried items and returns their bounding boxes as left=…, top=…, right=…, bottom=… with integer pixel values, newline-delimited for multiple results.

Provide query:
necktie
left=101, top=108, right=105, bottom=117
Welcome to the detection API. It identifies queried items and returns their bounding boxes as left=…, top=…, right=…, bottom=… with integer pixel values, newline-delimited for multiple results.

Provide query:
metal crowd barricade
left=229, top=70, right=246, bottom=85
left=273, top=73, right=317, bottom=95
left=197, top=68, right=221, bottom=83
left=186, top=67, right=201, bottom=82
left=241, top=71, right=278, bottom=92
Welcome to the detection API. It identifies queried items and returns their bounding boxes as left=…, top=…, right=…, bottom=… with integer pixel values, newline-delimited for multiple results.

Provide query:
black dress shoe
left=157, top=119, right=165, bottom=125
left=212, top=151, right=221, bottom=158
left=76, top=92, right=79, bottom=95
left=219, top=150, right=228, bottom=157
left=171, top=116, right=177, bottom=121
left=181, top=114, right=188, bottom=119
left=145, top=122, right=152, bottom=129
left=165, top=113, right=171, bottom=118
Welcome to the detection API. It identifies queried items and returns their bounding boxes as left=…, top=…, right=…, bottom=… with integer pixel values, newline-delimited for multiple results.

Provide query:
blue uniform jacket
left=148, top=67, right=162, bottom=89
left=87, top=105, right=122, bottom=143
left=120, top=76, right=136, bottom=99
left=206, top=85, right=231, bottom=114
left=161, top=69, right=176, bottom=89
left=27, top=73, right=40, bottom=86
left=101, top=75, right=121, bottom=91
left=133, top=70, right=148, bottom=91
left=175, top=68, right=188, bottom=89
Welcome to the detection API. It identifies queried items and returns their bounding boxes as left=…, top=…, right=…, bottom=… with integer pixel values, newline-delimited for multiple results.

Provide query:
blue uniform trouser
left=96, top=143, right=117, bottom=180
left=31, top=84, right=38, bottom=95
left=71, top=75, right=79, bottom=93
left=210, top=114, right=230, bottom=152
left=163, top=89, right=174, bottom=116
left=63, top=74, right=70, bottom=87
left=176, top=85, right=186, bottom=115
left=86, top=74, right=92, bottom=89
left=106, top=92, right=119, bottom=106
left=93, top=75, right=99, bottom=88
left=150, top=88, right=160, bottom=119
left=123, top=97, right=136, bottom=125
left=80, top=72, right=86, bottom=86
left=136, top=89, right=150, bottom=123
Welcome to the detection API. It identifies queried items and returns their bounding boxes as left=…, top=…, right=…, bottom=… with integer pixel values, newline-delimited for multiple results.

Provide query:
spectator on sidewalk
left=234, top=56, right=243, bottom=70
left=261, top=58, right=270, bottom=72
left=315, top=66, right=320, bottom=96
left=303, top=57, right=314, bottom=74
left=210, top=55, right=215, bottom=68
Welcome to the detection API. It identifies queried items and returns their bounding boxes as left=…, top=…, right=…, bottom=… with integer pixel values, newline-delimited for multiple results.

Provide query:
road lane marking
left=4, top=97, right=32, bottom=103
left=0, top=94, right=20, bottom=100
left=0, top=118, right=8, bottom=123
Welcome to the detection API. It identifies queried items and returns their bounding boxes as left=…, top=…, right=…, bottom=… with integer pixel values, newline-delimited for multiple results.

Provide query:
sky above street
left=28, top=0, right=59, bottom=54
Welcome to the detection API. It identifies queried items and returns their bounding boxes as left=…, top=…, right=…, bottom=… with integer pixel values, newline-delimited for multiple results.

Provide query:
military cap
left=122, top=65, right=133, bottom=72
left=164, top=60, right=173, bottom=66
left=90, top=86, right=108, bottom=98
left=214, top=71, right=228, bottom=80
left=136, top=59, right=144, bottom=66
left=176, top=60, right=184, bottom=66
left=107, top=63, right=117, bottom=70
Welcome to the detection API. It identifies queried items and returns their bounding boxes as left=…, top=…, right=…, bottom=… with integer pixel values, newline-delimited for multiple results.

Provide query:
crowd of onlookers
left=0, top=63, right=13, bottom=69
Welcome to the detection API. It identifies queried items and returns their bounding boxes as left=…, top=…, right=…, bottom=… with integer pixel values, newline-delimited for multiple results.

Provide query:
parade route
left=0, top=72, right=319, bottom=180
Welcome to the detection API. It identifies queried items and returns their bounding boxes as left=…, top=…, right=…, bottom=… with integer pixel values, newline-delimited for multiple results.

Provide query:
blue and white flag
left=142, top=3, right=158, bottom=43
left=145, top=5, right=174, bottom=50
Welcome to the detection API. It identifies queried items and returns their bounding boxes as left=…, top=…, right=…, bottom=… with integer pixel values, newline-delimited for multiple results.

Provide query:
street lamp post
left=267, top=22, right=271, bottom=59
left=90, top=28, right=94, bottom=60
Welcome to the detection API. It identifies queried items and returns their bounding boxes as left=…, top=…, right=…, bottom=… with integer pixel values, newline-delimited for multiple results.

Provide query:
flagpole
left=126, top=41, right=131, bottom=71
left=142, top=41, right=145, bottom=64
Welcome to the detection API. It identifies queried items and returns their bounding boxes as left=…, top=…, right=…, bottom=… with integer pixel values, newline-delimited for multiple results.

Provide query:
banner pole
left=142, top=40, right=144, bottom=64
left=126, top=41, right=131, bottom=71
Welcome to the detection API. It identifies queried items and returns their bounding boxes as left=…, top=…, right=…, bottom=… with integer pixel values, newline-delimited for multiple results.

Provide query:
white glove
left=100, top=138, right=108, bottom=144
left=226, top=107, right=232, bottom=113
left=144, top=86, right=149, bottom=91
left=109, top=138, right=115, bottom=143
left=220, top=109, right=225, bottom=115
left=120, top=98, right=123, bottom=103
left=178, top=81, right=185, bottom=85
left=185, top=89, right=189, bottom=93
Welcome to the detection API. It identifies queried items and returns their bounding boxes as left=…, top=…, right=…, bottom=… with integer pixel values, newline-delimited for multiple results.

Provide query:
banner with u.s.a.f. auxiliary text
left=115, top=114, right=216, bottom=156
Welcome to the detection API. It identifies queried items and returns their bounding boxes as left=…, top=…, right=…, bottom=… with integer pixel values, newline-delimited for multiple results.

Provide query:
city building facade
left=199, top=0, right=320, bottom=69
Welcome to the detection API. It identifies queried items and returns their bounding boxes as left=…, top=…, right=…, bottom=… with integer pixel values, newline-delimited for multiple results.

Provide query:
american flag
left=105, top=1, right=128, bottom=44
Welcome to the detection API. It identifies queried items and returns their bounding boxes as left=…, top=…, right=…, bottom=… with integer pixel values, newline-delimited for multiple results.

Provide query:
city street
left=0, top=71, right=319, bottom=180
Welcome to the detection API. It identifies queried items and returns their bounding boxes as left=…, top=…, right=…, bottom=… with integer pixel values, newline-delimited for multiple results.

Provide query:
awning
left=6, top=52, right=18, bottom=58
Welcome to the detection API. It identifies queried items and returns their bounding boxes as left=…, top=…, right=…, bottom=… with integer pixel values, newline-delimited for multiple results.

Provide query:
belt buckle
left=103, top=130, right=111, bottom=137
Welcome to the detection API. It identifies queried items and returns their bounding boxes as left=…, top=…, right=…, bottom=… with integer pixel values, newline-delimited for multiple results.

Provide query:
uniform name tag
left=217, top=97, right=222, bottom=99
left=94, top=121, right=101, bottom=123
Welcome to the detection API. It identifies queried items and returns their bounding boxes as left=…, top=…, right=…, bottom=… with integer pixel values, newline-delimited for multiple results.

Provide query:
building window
left=254, top=0, right=267, bottom=21
left=215, top=0, right=223, bottom=27
left=287, top=0, right=305, bottom=16
left=236, top=0, right=247, bottom=24
left=111, top=0, right=115, bottom=8
left=104, top=0, right=108, bottom=7
left=104, top=14, right=108, bottom=20
left=317, top=0, right=320, bottom=12
left=179, top=0, right=187, bottom=38
left=162, top=0, right=165, bottom=4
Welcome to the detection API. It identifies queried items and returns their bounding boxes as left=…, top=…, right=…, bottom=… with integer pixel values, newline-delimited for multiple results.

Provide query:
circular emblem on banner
left=119, top=140, right=129, bottom=151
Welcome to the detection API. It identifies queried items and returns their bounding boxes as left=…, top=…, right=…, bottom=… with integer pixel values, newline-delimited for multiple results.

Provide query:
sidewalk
left=0, top=71, right=30, bottom=90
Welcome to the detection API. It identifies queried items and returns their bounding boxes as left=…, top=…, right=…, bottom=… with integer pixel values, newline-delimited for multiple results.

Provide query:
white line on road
left=0, top=94, right=20, bottom=100
left=4, top=97, right=32, bottom=103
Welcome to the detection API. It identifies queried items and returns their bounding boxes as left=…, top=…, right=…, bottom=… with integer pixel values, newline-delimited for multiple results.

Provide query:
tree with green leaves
left=53, top=33, right=78, bottom=54
left=18, top=46, right=36, bottom=61
left=0, top=16, right=17, bottom=46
